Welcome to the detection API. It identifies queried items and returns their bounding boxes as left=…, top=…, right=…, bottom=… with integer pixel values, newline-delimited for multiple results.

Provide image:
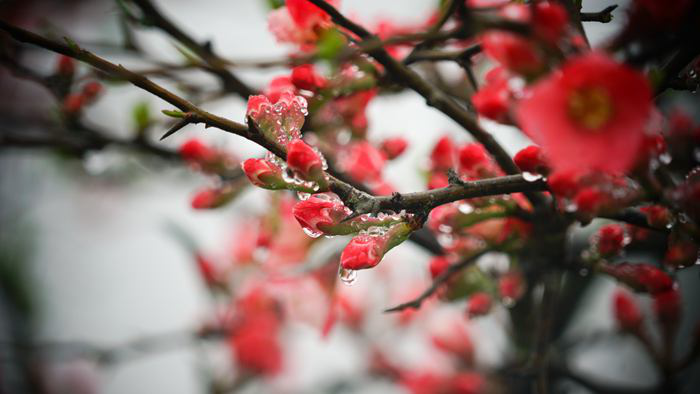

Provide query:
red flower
left=613, top=288, right=642, bottom=331
left=292, top=193, right=350, bottom=236
left=466, top=0, right=509, bottom=8
left=429, top=256, right=451, bottom=279
left=514, top=145, right=548, bottom=174
left=179, top=138, right=215, bottom=162
left=594, top=224, right=627, bottom=256
left=291, top=64, right=326, bottom=91
left=547, top=170, right=581, bottom=198
left=241, top=158, right=286, bottom=189
left=640, top=205, right=671, bottom=228
left=466, top=292, right=492, bottom=317
left=516, top=53, right=652, bottom=174
left=380, top=137, right=408, bottom=160
left=286, top=139, right=325, bottom=184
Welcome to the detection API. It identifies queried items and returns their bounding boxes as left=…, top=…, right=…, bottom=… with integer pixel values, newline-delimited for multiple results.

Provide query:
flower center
left=567, top=87, right=613, bottom=130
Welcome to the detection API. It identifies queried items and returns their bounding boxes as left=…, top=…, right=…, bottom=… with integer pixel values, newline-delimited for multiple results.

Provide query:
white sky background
left=4, top=1, right=699, bottom=393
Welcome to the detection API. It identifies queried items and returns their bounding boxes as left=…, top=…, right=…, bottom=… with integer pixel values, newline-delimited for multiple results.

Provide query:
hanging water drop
left=297, top=191, right=311, bottom=200
left=338, top=266, right=357, bottom=286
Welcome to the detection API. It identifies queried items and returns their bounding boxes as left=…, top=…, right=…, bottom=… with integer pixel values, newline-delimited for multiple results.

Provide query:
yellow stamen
left=567, top=87, right=613, bottom=130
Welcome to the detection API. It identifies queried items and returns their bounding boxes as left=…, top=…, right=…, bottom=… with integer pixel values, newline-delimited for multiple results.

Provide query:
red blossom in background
left=517, top=53, right=652, bottom=175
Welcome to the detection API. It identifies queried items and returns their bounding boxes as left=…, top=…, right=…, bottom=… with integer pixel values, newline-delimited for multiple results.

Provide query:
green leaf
left=161, top=109, right=185, bottom=118
left=132, top=101, right=150, bottom=130
left=316, top=28, right=346, bottom=60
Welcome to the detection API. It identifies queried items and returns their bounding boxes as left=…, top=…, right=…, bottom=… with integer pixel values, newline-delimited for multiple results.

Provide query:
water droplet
left=338, top=266, right=357, bottom=286
left=297, top=192, right=311, bottom=200
left=302, top=227, right=322, bottom=238
left=437, top=233, right=454, bottom=248
left=659, top=152, right=672, bottom=165
left=678, top=213, right=690, bottom=224
left=579, top=268, right=589, bottom=277
left=458, top=203, right=474, bottom=214
left=522, top=172, right=543, bottom=182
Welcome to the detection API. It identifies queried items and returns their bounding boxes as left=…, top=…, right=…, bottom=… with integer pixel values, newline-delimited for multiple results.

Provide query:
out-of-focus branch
left=580, top=5, right=619, bottom=23
left=384, top=249, right=490, bottom=312
left=404, top=44, right=482, bottom=65
left=128, top=0, right=256, bottom=98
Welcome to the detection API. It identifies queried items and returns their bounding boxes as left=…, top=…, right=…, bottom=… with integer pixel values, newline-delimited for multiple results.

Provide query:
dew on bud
left=338, top=266, right=357, bottom=286
left=297, top=192, right=311, bottom=200
left=302, top=227, right=323, bottom=238
left=458, top=203, right=474, bottom=214
left=437, top=233, right=455, bottom=248
left=522, top=171, right=543, bottom=182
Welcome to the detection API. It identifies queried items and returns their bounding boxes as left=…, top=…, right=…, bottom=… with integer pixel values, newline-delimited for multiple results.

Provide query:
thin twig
left=580, top=5, right=619, bottom=23
left=384, top=249, right=490, bottom=312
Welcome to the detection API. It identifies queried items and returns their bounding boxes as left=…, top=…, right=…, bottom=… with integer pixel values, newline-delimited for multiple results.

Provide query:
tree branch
left=384, top=249, right=490, bottom=312
left=128, top=0, right=256, bottom=98
left=580, top=5, right=619, bottom=23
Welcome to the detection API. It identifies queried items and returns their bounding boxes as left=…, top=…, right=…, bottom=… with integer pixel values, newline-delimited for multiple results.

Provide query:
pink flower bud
left=179, top=138, right=216, bottom=163
left=81, top=81, right=102, bottom=102
left=339, top=141, right=386, bottom=184
left=340, top=223, right=412, bottom=270
left=427, top=172, right=449, bottom=190
left=533, top=2, right=568, bottom=44
left=340, top=234, right=385, bottom=270
left=594, top=224, right=627, bottom=256
left=241, top=158, right=286, bottom=190
left=481, top=31, right=544, bottom=76
left=191, top=187, right=236, bottom=209
left=291, top=64, right=326, bottom=91
left=380, top=137, right=408, bottom=160
left=613, top=288, right=642, bottom=331
left=63, top=94, right=84, bottom=114
left=459, top=143, right=490, bottom=173
left=466, top=292, right=492, bottom=318
left=499, top=271, right=525, bottom=302
left=514, top=145, right=548, bottom=174
left=547, top=170, right=581, bottom=198
left=229, top=314, right=283, bottom=376
left=195, top=254, right=219, bottom=286
left=654, top=288, right=681, bottom=334
left=286, top=139, right=326, bottom=185
left=56, top=55, right=75, bottom=76
left=246, top=95, right=272, bottom=117
left=574, top=187, right=606, bottom=214
left=472, top=81, right=510, bottom=122
left=430, top=136, right=455, bottom=171
left=266, top=76, right=297, bottom=103
left=429, top=256, right=451, bottom=279
left=601, top=262, right=673, bottom=294
left=640, top=205, right=671, bottom=228
left=292, top=193, right=350, bottom=236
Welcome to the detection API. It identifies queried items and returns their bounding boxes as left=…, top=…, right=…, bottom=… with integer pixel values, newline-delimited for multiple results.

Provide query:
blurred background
left=1, top=0, right=699, bottom=393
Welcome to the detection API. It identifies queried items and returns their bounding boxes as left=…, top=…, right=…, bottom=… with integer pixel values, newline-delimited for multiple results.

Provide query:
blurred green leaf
left=132, top=101, right=151, bottom=130
left=317, top=28, right=346, bottom=60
